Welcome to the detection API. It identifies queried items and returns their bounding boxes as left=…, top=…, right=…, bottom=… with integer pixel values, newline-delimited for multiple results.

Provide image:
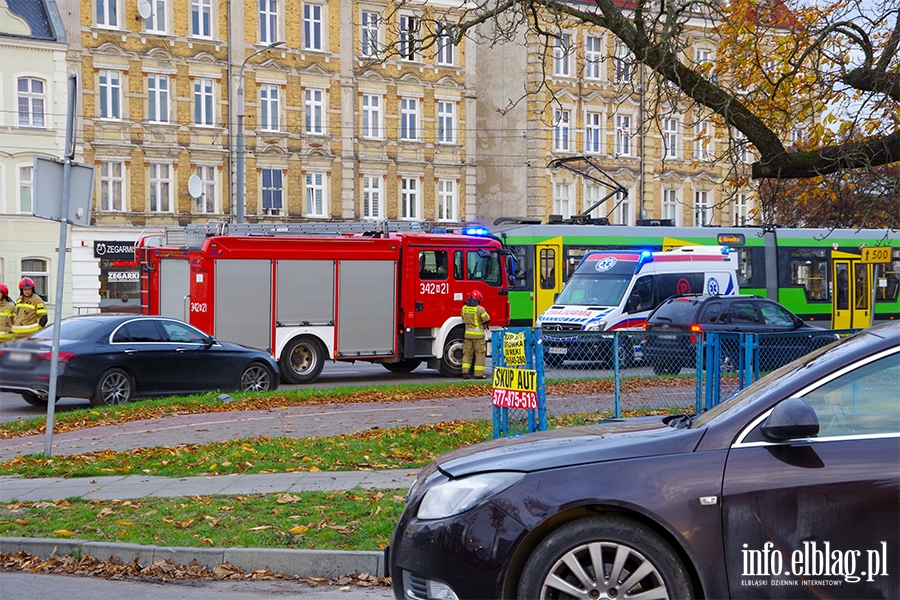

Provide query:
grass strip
left=0, top=489, right=404, bottom=551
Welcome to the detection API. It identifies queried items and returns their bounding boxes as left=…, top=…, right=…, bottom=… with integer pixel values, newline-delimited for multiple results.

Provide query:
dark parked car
left=0, top=314, right=278, bottom=406
left=643, top=294, right=838, bottom=375
left=388, top=321, right=899, bottom=600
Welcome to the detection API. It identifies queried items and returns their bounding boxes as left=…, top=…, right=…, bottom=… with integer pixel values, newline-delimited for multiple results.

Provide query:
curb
left=0, top=536, right=385, bottom=579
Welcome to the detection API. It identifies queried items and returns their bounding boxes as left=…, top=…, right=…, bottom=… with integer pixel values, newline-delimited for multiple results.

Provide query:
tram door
left=535, top=239, right=563, bottom=322
left=832, top=250, right=871, bottom=329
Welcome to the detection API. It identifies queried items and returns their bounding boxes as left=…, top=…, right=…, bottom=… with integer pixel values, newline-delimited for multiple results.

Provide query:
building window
left=149, top=163, right=172, bottom=212
left=694, top=190, right=712, bottom=226
left=585, top=111, right=602, bottom=153
left=614, top=41, right=631, bottom=82
left=662, top=188, right=678, bottom=224
left=21, top=259, right=49, bottom=299
left=694, top=120, right=713, bottom=161
left=259, top=0, right=278, bottom=44
left=191, top=0, right=212, bottom=37
left=400, top=97, right=418, bottom=141
left=399, top=14, right=417, bottom=61
left=615, top=114, right=631, bottom=156
left=552, top=182, right=572, bottom=220
left=437, top=179, right=456, bottom=221
left=437, top=101, right=454, bottom=144
left=17, top=78, right=45, bottom=128
left=306, top=172, right=327, bottom=217
left=733, top=129, right=750, bottom=163
left=553, top=109, right=570, bottom=152
left=735, top=192, right=751, bottom=226
left=145, top=0, right=167, bottom=33
left=584, top=183, right=603, bottom=218
left=585, top=36, right=602, bottom=80
left=614, top=189, right=631, bottom=225
left=196, top=165, right=216, bottom=214
left=553, top=33, right=571, bottom=76
left=261, top=168, right=283, bottom=215
left=260, top=84, right=280, bottom=131
left=362, top=174, right=383, bottom=218
left=147, top=74, right=169, bottom=123
left=194, top=78, right=214, bottom=126
left=400, top=177, right=419, bottom=219
left=790, top=128, right=803, bottom=147
left=360, top=11, right=380, bottom=57
left=99, top=161, right=125, bottom=212
left=18, top=165, right=33, bottom=214
left=96, top=0, right=118, bottom=28
left=662, top=117, right=678, bottom=159
left=435, top=22, right=453, bottom=65
left=99, top=70, right=122, bottom=119
left=304, top=3, right=323, bottom=50
left=305, top=88, right=324, bottom=134
left=361, top=93, right=382, bottom=138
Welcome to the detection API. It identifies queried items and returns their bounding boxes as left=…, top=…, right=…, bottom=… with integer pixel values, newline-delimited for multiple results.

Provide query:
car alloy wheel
left=91, top=368, right=134, bottom=406
left=240, top=364, right=273, bottom=391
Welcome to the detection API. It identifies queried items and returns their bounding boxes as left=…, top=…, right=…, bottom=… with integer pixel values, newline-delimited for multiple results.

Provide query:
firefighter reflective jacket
left=0, top=297, right=15, bottom=342
left=13, top=292, right=47, bottom=338
left=461, top=301, right=490, bottom=339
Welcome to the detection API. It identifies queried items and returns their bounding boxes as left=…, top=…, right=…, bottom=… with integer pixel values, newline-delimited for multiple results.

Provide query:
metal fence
left=491, top=328, right=849, bottom=437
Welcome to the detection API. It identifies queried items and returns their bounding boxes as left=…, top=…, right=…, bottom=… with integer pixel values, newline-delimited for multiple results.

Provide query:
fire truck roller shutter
left=215, top=259, right=272, bottom=351
left=276, top=260, right=335, bottom=324
left=159, top=258, right=190, bottom=320
left=337, top=260, right=396, bottom=356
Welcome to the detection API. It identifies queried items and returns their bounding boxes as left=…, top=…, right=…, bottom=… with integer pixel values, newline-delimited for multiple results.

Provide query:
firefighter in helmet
left=461, top=289, right=490, bottom=379
left=12, top=277, right=48, bottom=340
left=0, top=283, right=15, bottom=344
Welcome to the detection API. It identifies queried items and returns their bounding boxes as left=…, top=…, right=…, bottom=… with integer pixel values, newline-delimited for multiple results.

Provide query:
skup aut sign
left=94, top=240, right=137, bottom=259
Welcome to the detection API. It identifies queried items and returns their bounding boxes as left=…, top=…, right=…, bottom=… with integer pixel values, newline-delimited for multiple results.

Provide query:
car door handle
left=124, top=349, right=137, bottom=354
left=175, top=347, right=186, bottom=352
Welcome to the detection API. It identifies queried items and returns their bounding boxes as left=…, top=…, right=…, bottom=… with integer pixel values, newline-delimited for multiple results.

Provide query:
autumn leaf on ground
left=53, top=530, right=74, bottom=537
left=276, top=494, right=301, bottom=504
left=248, top=525, right=273, bottom=531
left=287, top=525, right=309, bottom=535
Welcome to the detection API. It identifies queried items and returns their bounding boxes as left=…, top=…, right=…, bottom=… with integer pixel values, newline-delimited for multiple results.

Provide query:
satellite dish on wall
left=138, top=0, right=152, bottom=19
left=188, top=175, right=203, bottom=199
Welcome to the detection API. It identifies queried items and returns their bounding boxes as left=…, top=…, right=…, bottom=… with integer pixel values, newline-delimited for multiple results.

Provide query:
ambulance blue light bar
left=462, top=226, right=491, bottom=236
left=637, top=250, right=654, bottom=267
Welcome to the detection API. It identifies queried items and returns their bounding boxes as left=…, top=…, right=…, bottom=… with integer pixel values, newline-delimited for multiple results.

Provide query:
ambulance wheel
left=439, top=330, right=465, bottom=377
left=280, top=336, right=326, bottom=384
left=383, top=360, right=422, bottom=374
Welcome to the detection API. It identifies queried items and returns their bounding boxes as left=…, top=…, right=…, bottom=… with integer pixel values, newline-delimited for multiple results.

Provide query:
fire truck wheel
left=280, top=336, right=326, bottom=384
left=439, top=330, right=465, bottom=377
left=90, top=368, right=134, bottom=406
left=382, top=359, right=422, bottom=374
left=240, top=362, right=275, bottom=391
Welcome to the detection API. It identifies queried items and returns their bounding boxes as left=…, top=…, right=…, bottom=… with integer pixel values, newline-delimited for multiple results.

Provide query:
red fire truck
left=136, top=222, right=510, bottom=384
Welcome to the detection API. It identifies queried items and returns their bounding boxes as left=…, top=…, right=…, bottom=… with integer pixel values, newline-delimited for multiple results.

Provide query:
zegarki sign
left=94, top=240, right=136, bottom=259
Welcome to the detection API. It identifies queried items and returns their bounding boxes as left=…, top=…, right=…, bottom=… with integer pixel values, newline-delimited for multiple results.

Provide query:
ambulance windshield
left=555, top=274, right=631, bottom=306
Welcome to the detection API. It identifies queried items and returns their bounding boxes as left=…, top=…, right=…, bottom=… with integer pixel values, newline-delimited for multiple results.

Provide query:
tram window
left=508, top=245, right=531, bottom=291
left=539, top=248, right=556, bottom=289
left=789, top=249, right=829, bottom=301
left=566, top=247, right=594, bottom=281
left=875, top=250, right=900, bottom=303
left=734, top=247, right=753, bottom=287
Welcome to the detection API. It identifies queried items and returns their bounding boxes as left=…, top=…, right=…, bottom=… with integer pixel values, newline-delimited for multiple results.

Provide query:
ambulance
left=536, top=246, right=739, bottom=366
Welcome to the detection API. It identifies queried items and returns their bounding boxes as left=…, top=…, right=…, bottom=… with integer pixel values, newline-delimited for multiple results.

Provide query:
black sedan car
left=389, top=321, right=899, bottom=600
left=0, top=314, right=278, bottom=406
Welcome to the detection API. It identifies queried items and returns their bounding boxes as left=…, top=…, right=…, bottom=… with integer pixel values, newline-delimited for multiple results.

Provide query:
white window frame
left=362, top=173, right=383, bottom=218
left=614, top=40, right=631, bottom=83
left=436, top=178, right=457, bottom=222
left=615, top=114, right=631, bottom=156
left=584, top=183, right=603, bottom=219
left=195, top=165, right=217, bottom=214
left=694, top=190, right=712, bottom=226
left=360, top=11, right=381, bottom=57
left=662, top=188, right=679, bottom=225
left=21, top=258, right=49, bottom=299
left=99, top=161, right=125, bottom=212
left=191, top=0, right=212, bottom=38
left=306, top=172, right=328, bottom=217
left=437, top=100, right=455, bottom=144
left=662, top=117, right=679, bottom=159
left=398, top=14, right=418, bottom=61
left=261, top=168, right=284, bottom=214
left=553, top=109, right=570, bottom=152
left=694, top=120, right=714, bottom=161
left=735, top=192, right=752, bottom=226
left=400, top=177, right=420, bottom=220
left=194, top=77, right=214, bottom=126
left=305, top=88, right=325, bottom=134
left=17, top=77, right=45, bottom=128
left=361, top=93, right=383, bottom=138
left=400, top=97, right=419, bottom=141
left=585, top=111, right=602, bottom=154
left=552, top=181, right=572, bottom=220
left=99, top=69, right=122, bottom=119
left=259, top=84, right=280, bottom=131
left=18, top=164, right=33, bottom=214
left=614, top=189, right=632, bottom=226
left=435, top=22, right=453, bottom=66
left=147, top=74, right=169, bottom=123
left=96, top=0, right=119, bottom=28
left=149, top=163, right=173, bottom=213
left=553, top=33, right=572, bottom=77
left=733, top=128, right=750, bottom=163
left=145, top=0, right=168, bottom=34
left=259, top=0, right=279, bottom=44
left=585, top=35, right=602, bottom=80
left=303, top=3, right=323, bottom=51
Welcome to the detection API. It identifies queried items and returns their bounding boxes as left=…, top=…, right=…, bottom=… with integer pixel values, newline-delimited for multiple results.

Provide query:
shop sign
left=94, top=240, right=136, bottom=259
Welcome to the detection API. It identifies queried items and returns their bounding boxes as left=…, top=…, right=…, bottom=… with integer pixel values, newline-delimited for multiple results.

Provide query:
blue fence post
left=491, top=329, right=503, bottom=438
left=695, top=333, right=705, bottom=414
left=612, top=332, right=621, bottom=418
left=525, top=328, right=537, bottom=432
left=534, top=328, right=547, bottom=431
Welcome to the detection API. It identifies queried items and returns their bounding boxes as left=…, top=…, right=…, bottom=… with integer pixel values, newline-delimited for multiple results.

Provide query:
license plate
left=547, top=347, right=568, bottom=355
left=7, top=352, right=31, bottom=362
left=659, top=334, right=677, bottom=340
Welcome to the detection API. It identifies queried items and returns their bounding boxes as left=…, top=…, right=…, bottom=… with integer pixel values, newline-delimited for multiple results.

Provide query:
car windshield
left=556, top=274, right=631, bottom=306
left=32, top=319, right=105, bottom=341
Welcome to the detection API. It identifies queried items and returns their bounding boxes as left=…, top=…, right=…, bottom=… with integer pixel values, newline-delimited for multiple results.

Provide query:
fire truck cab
left=137, top=223, right=510, bottom=384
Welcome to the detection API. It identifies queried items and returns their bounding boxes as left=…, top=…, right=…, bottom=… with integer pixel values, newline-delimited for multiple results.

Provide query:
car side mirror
left=204, top=336, right=215, bottom=347
left=761, top=397, right=819, bottom=440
